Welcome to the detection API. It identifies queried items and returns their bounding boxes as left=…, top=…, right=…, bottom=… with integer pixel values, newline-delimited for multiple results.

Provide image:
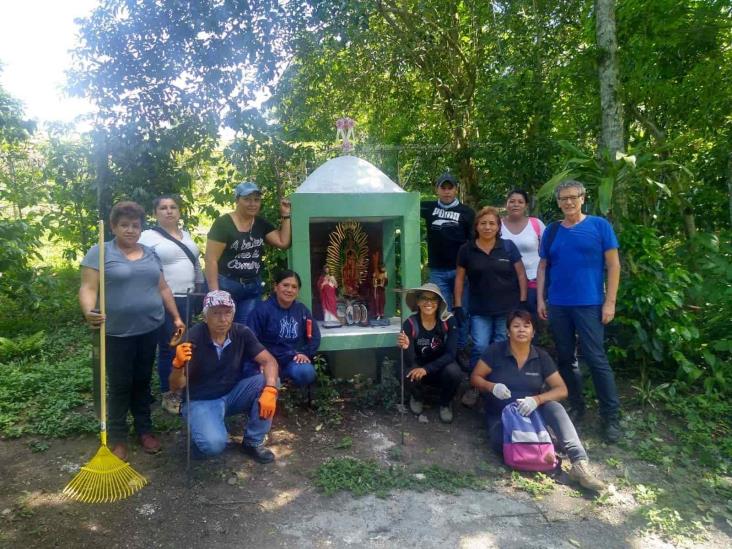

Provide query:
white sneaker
left=461, top=388, right=479, bottom=408
left=409, top=395, right=423, bottom=415
left=439, top=404, right=453, bottom=423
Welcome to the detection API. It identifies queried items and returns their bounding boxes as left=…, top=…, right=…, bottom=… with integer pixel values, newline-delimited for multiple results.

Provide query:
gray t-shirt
left=81, top=240, right=165, bottom=337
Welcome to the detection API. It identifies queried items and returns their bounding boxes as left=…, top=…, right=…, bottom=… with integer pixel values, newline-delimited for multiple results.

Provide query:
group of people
left=79, top=173, right=620, bottom=490
left=406, top=174, right=620, bottom=490
left=79, top=184, right=316, bottom=464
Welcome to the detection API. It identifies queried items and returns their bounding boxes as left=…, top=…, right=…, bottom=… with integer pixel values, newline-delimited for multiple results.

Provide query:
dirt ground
left=1, top=399, right=730, bottom=549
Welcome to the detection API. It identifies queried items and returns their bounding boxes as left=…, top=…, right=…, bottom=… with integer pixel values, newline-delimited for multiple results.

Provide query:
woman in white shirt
left=501, top=189, right=545, bottom=327
left=139, top=195, right=203, bottom=413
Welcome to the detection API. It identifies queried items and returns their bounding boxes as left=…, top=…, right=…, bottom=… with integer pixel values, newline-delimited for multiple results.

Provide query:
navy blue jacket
left=247, top=294, right=321, bottom=367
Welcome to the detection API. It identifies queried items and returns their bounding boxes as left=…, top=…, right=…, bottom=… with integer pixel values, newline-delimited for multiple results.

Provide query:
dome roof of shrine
left=295, top=155, right=405, bottom=194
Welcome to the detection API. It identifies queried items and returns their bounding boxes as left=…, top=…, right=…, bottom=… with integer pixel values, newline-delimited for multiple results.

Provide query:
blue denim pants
left=156, top=295, right=190, bottom=393
left=469, top=314, right=507, bottom=369
left=217, top=274, right=263, bottom=325
left=548, top=304, right=620, bottom=419
left=182, top=373, right=272, bottom=456
left=428, top=268, right=469, bottom=349
left=280, top=360, right=317, bottom=387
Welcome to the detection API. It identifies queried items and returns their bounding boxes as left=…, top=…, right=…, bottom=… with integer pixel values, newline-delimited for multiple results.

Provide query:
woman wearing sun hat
left=205, top=181, right=292, bottom=324
left=396, top=283, right=462, bottom=423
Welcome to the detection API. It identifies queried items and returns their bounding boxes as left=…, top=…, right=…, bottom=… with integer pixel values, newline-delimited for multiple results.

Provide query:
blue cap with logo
left=435, top=172, right=459, bottom=187
left=234, top=181, right=261, bottom=198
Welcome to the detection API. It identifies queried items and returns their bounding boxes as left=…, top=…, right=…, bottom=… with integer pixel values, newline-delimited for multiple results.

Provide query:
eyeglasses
left=558, top=194, right=583, bottom=203
left=418, top=295, right=439, bottom=303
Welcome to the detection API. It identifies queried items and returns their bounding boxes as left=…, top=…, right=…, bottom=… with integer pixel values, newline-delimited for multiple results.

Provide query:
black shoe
left=604, top=418, right=621, bottom=444
left=241, top=443, right=275, bottom=464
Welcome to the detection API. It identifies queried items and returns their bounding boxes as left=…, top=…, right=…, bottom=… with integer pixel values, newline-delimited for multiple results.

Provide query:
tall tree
left=595, top=0, right=624, bottom=155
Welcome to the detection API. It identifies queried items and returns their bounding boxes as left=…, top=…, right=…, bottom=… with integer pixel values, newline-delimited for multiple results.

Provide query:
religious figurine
left=318, top=265, right=339, bottom=322
left=372, top=263, right=388, bottom=320
left=342, top=248, right=360, bottom=297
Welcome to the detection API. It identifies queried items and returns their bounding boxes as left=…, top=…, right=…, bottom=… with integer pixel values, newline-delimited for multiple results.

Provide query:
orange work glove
left=258, top=386, right=278, bottom=419
left=172, top=342, right=193, bottom=369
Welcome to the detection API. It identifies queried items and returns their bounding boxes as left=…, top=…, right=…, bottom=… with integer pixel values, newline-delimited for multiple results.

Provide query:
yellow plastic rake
left=63, top=221, right=147, bottom=503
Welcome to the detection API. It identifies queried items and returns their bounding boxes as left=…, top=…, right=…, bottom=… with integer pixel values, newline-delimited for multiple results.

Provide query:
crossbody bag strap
left=151, top=226, right=198, bottom=267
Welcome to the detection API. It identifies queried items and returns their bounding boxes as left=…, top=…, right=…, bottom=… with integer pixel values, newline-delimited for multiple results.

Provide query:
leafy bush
left=0, top=323, right=96, bottom=438
left=609, top=224, right=700, bottom=383
left=0, top=331, right=45, bottom=363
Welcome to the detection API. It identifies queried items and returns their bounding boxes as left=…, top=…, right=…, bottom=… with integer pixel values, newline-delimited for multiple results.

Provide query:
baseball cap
left=203, top=290, right=236, bottom=314
left=435, top=172, right=459, bottom=187
left=234, top=181, right=261, bottom=198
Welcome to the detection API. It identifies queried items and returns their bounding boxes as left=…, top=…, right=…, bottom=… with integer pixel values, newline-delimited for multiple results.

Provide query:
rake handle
left=98, top=220, right=108, bottom=448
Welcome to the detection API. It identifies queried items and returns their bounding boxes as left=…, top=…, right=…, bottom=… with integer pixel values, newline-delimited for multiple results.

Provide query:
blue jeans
left=156, top=296, right=190, bottom=393
left=548, top=305, right=620, bottom=419
left=470, top=314, right=507, bottom=369
left=429, top=268, right=469, bottom=349
left=281, top=360, right=317, bottom=387
left=217, top=274, right=263, bottom=325
left=181, top=374, right=272, bottom=456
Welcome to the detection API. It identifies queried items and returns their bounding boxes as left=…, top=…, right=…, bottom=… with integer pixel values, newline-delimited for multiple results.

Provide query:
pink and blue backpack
left=502, top=402, right=559, bottom=472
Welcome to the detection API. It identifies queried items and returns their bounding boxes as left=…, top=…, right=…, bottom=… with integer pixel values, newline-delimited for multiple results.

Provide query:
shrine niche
left=287, top=153, right=421, bottom=374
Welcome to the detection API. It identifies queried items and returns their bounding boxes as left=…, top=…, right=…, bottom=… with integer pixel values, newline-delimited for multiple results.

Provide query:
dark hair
left=506, top=189, right=528, bottom=203
left=274, top=269, right=302, bottom=288
left=474, top=206, right=502, bottom=239
left=505, top=309, right=534, bottom=329
left=152, top=194, right=182, bottom=211
left=110, top=201, right=145, bottom=226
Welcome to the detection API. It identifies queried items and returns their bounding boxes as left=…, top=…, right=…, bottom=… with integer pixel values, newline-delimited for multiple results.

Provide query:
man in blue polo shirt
left=536, top=180, right=622, bottom=443
left=170, top=290, right=280, bottom=463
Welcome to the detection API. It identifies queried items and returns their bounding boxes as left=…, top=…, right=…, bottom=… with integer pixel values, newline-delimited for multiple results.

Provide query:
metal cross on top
left=336, top=117, right=355, bottom=153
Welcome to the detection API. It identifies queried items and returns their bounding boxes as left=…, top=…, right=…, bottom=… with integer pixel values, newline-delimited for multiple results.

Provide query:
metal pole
left=393, top=287, right=408, bottom=445
left=184, top=289, right=192, bottom=487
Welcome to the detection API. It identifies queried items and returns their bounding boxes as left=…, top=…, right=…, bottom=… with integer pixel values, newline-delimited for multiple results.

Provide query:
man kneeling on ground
left=169, top=290, right=279, bottom=463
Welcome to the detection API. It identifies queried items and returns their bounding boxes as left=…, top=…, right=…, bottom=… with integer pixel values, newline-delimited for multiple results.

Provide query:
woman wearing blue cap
left=205, top=182, right=292, bottom=324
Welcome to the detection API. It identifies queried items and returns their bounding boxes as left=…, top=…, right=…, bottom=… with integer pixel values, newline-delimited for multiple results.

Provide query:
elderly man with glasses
left=536, top=180, right=622, bottom=443
left=170, top=290, right=279, bottom=463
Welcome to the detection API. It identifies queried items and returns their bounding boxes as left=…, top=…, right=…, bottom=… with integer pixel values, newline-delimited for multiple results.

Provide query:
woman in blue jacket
left=246, top=270, right=320, bottom=386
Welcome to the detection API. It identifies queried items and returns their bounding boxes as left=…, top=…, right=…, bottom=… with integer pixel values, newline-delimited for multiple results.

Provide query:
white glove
left=491, top=383, right=512, bottom=400
left=516, top=397, right=539, bottom=416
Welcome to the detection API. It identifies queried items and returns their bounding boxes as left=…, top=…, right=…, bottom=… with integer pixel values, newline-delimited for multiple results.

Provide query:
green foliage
left=0, top=323, right=96, bottom=438
left=510, top=471, right=555, bottom=499
left=351, top=357, right=400, bottom=411
left=641, top=506, right=705, bottom=544
left=608, top=224, right=700, bottom=382
left=314, top=457, right=489, bottom=497
left=0, top=331, right=46, bottom=364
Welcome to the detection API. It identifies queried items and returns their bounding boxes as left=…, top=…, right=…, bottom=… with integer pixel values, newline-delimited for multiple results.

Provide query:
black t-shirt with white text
left=420, top=201, right=475, bottom=269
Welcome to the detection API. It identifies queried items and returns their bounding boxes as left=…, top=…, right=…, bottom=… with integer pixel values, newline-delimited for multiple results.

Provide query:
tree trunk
left=595, top=0, right=624, bottom=155
left=595, top=0, right=626, bottom=221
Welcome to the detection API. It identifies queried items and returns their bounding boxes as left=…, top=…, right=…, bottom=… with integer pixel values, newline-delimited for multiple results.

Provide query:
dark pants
left=106, top=330, right=158, bottom=444
left=548, top=304, right=620, bottom=420
left=157, top=295, right=190, bottom=393
left=406, top=361, right=463, bottom=406
left=217, top=274, right=262, bottom=325
left=486, top=401, right=588, bottom=463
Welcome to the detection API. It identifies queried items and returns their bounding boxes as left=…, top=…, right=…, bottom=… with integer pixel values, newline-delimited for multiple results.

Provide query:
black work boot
left=241, top=443, right=275, bottom=464
left=603, top=417, right=621, bottom=444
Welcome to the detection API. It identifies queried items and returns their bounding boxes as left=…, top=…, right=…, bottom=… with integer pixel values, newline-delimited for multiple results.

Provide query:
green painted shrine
left=288, top=154, right=421, bottom=375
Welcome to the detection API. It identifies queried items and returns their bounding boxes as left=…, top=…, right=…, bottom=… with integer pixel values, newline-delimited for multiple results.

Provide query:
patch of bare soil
left=0, top=401, right=730, bottom=548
